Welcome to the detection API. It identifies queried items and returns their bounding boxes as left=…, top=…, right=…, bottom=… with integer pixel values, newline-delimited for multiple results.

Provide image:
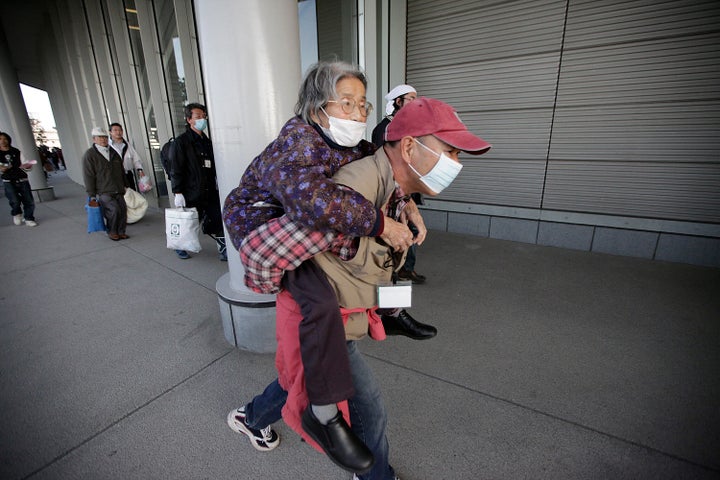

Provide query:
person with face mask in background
left=169, top=102, right=226, bottom=260
left=223, top=61, right=417, bottom=474
left=226, top=96, right=491, bottom=480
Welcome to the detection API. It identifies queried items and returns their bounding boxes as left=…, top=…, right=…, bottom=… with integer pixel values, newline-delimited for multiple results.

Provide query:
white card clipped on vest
left=377, top=281, right=412, bottom=308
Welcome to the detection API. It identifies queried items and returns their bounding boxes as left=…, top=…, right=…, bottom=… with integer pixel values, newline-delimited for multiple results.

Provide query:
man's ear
left=400, top=136, right=415, bottom=164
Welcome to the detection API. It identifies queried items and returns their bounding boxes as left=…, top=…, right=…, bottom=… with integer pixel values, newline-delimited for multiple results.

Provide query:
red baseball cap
left=385, top=97, right=491, bottom=155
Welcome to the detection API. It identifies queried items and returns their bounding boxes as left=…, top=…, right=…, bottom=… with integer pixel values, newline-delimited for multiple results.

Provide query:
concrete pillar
left=194, top=0, right=302, bottom=353
left=0, top=24, right=53, bottom=201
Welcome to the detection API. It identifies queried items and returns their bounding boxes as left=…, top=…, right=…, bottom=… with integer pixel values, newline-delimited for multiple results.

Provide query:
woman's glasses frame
left=327, top=98, right=374, bottom=117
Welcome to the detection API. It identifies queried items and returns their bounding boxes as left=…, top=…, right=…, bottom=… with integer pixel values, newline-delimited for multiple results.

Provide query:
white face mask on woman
left=320, top=108, right=367, bottom=147
left=409, top=138, right=463, bottom=194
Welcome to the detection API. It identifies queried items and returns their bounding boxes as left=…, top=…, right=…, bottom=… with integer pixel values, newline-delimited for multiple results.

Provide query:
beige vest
left=313, top=148, right=399, bottom=340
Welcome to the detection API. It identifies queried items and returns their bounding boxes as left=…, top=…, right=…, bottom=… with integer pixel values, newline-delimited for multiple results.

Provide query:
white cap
left=384, top=84, right=417, bottom=115
left=91, top=127, right=108, bottom=137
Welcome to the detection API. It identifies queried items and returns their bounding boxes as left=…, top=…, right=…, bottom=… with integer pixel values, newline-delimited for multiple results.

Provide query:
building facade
left=1, top=0, right=718, bottom=267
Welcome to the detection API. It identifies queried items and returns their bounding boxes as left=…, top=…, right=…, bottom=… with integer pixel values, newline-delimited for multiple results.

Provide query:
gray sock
left=311, top=403, right=338, bottom=425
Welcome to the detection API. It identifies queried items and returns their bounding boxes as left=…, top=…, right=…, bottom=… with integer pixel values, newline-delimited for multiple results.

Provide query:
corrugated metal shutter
left=317, top=0, right=344, bottom=60
left=406, top=0, right=720, bottom=223
left=546, top=0, right=720, bottom=222
left=316, top=0, right=356, bottom=63
left=407, top=0, right=567, bottom=208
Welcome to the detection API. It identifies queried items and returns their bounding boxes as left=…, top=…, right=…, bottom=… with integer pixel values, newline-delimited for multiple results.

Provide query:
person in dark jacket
left=370, top=84, right=416, bottom=147
left=0, top=131, right=37, bottom=227
left=169, top=102, right=225, bottom=260
left=82, top=127, right=129, bottom=240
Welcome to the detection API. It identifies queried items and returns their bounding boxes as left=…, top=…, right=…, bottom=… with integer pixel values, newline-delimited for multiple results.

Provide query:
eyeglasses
left=327, top=98, right=374, bottom=117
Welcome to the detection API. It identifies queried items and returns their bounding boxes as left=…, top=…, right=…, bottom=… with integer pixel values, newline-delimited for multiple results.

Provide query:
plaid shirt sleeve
left=240, top=215, right=357, bottom=294
left=240, top=185, right=412, bottom=294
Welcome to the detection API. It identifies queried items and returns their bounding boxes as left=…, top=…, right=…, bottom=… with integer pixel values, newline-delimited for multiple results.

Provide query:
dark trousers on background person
left=281, top=260, right=355, bottom=405
left=189, top=191, right=226, bottom=258
left=4, top=179, right=35, bottom=221
left=191, top=193, right=222, bottom=237
left=125, top=171, right=137, bottom=191
left=403, top=223, right=420, bottom=271
left=98, top=192, right=127, bottom=236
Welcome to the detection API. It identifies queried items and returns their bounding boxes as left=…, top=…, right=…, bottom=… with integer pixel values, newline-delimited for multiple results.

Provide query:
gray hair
left=295, top=61, right=367, bottom=124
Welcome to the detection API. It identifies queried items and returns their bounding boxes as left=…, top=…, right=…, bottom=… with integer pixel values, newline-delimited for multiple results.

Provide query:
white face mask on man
left=409, top=138, right=463, bottom=194
left=319, top=108, right=366, bottom=147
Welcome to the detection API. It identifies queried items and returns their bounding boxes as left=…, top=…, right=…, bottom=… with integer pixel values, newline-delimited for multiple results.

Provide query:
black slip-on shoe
left=301, top=408, right=374, bottom=474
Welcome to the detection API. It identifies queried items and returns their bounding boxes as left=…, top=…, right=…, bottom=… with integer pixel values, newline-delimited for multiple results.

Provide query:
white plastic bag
left=124, top=188, right=148, bottom=224
left=137, top=175, right=153, bottom=193
left=165, top=207, right=202, bottom=253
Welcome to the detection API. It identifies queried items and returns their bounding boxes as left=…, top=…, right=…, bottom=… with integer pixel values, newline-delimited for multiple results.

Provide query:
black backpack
left=160, top=137, right=175, bottom=178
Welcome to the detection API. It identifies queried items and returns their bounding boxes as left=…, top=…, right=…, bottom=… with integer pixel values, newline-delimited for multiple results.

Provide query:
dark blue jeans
left=245, top=341, right=396, bottom=480
left=4, top=180, right=35, bottom=220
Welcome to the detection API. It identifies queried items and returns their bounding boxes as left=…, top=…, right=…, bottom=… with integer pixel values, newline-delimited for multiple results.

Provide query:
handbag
left=124, top=188, right=148, bottom=224
left=165, top=207, right=202, bottom=253
left=85, top=197, right=106, bottom=233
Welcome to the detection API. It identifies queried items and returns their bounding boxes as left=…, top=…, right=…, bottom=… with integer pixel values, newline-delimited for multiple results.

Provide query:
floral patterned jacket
left=223, top=116, right=381, bottom=250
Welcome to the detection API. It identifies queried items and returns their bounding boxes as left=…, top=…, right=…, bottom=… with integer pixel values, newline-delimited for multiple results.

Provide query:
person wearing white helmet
left=371, top=84, right=417, bottom=146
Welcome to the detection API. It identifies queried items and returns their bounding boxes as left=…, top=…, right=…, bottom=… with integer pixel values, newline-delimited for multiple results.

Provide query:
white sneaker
left=227, top=406, right=280, bottom=451
left=25, top=220, right=38, bottom=227
left=13, top=214, right=22, bottom=225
